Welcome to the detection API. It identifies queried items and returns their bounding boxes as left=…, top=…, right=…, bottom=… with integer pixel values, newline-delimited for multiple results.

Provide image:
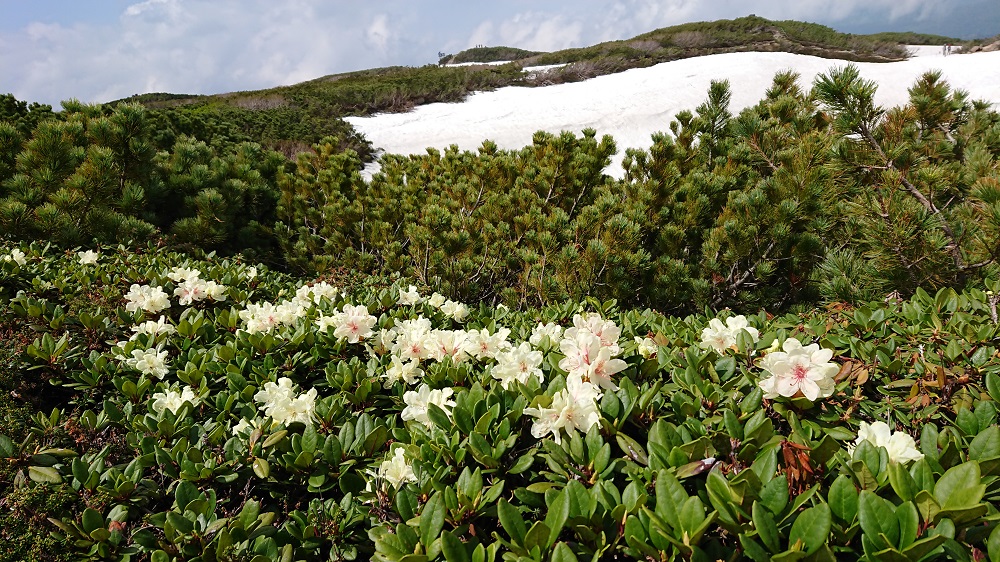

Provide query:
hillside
left=116, top=16, right=943, bottom=162
left=347, top=48, right=1000, bottom=179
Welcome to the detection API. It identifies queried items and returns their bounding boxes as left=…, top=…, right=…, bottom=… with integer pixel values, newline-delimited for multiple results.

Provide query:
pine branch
left=855, top=123, right=965, bottom=271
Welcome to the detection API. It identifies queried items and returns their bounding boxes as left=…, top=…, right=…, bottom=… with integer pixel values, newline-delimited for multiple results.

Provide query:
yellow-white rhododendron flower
left=78, top=250, right=99, bottom=265
left=125, top=284, right=171, bottom=314
left=699, top=315, right=759, bottom=353
left=757, top=338, right=837, bottom=401
left=378, top=447, right=417, bottom=489
left=151, top=386, right=199, bottom=416
left=524, top=374, right=603, bottom=444
left=401, top=384, right=456, bottom=428
left=854, top=421, right=924, bottom=464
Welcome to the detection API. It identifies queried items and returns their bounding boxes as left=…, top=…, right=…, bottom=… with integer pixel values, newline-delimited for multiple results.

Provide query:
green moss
left=0, top=483, right=80, bottom=562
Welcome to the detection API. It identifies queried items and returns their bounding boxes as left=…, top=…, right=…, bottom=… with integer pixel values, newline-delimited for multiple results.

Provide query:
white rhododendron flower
left=427, top=330, right=470, bottom=364
left=401, top=384, right=456, bottom=428
left=699, top=315, right=760, bottom=353
left=254, top=377, right=318, bottom=426
left=275, top=300, right=306, bottom=323
left=529, top=322, right=564, bottom=346
left=382, top=356, right=424, bottom=387
left=239, top=300, right=301, bottom=334
left=295, top=281, right=338, bottom=306
left=397, top=285, right=423, bottom=306
left=465, top=327, right=512, bottom=360
left=329, top=304, right=378, bottom=343
left=366, top=328, right=396, bottom=356
left=174, top=279, right=208, bottom=306
left=440, top=299, right=470, bottom=322
left=635, top=336, right=658, bottom=359
left=151, top=386, right=199, bottom=416
left=232, top=417, right=264, bottom=436
left=558, top=330, right=597, bottom=375
left=130, top=316, right=176, bottom=340
left=125, top=284, right=171, bottom=314
left=125, top=348, right=170, bottom=378
left=4, top=248, right=27, bottom=266
left=244, top=266, right=257, bottom=279
left=524, top=374, right=603, bottom=444
left=427, top=293, right=446, bottom=308
left=492, top=342, right=544, bottom=389
left=240, top=302, right=283, bottom=334
left=202, top=280, right=227, bottom=302
left=166, top=267, right=201, bottom=283
left=586, top=344, right=628, bottom=391
left=565, top=313, right=622, bottom=355
left=377, top=447, right=417, bottom=489
left=392, top=317, right=435, bottom=362
left=757, top=338, right=838, bottom=401
left=78, top=250, right=99, bottom=265
left=558, top=330, right=626, bottom=390
left=854, top=421, right=924, bottom=464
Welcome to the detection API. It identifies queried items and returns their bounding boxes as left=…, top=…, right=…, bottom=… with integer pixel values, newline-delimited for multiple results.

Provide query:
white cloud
left=0, top=0, right=989, bottom=107
left=367, top=14, right=392, bottom=52
left=123, top=0, right=174, bottom=18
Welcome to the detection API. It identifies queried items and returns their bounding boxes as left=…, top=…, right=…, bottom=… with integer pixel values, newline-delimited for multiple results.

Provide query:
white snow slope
left=347, top=50, right=1000, bottom=178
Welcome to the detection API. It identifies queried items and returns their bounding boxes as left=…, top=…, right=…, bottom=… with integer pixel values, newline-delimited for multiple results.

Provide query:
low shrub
left=1, top=242, right=999, bottom=560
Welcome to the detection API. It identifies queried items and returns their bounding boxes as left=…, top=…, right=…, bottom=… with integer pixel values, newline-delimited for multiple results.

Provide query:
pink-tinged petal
left=776, top=375, right=801, bottom=397
left=799, top=379, right=820, bottom=401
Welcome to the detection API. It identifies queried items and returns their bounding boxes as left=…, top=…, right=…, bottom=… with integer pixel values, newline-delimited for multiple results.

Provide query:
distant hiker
left=947, top=44, right=952, bottom=54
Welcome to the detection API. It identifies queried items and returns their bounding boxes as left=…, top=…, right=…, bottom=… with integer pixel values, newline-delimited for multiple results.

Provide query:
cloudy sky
left=2, top=0, right=997, bottom=107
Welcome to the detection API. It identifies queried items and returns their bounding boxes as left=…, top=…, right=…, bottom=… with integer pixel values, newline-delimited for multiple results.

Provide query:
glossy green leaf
left=788, top=503, right=830, bottom=555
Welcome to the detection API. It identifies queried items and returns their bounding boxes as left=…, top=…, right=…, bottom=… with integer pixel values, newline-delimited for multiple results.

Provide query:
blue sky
left=1, top=0, right=997, bottom=107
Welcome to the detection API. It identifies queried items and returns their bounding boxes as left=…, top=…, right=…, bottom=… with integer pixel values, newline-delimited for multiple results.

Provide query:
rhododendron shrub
left=2, top=243, right=998, bottom=561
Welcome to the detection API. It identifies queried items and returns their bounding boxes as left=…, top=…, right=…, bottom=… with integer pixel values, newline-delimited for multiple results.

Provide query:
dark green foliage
left=276, top=130, right=628, bottom=307
left=814, top=65, right=1000, bottom=300
left=0, top=483, right=81, bottom=562
left=268, top=67, right=1000, bottom=314
left=0, top=98, right=291, bottom=260
left=1, top=246, right=999, bottom=560
left=0, top=102, right=158, bottom=246
left=442, top=46, right=544, bottom=64
left=865, top=31, right=964, bottom=46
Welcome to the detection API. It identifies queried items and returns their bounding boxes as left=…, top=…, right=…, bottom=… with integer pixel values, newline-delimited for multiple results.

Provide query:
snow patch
left=354, top=50, right=1000, bottom=179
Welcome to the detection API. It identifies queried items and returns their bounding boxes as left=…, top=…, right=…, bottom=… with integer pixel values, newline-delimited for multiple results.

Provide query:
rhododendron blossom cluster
left=757, top=338, right=838, bottom=401
left=492, top=342, right=544, bottom=389
left=3, top=248, right=26, bottom=266
left=151, top=386, right=199, bottom=416
left=635, top=336, right=658, bottom=359
left=238, top=301, right=302, bottom=334
left=401, top=384, right=456, bottom=428
left=254, top=377, right=318, bottom=426
left=376, top=447, right=417, bottom=489
left=78, top=250, right=99, bottom=265
left=130, top=316, right=176, bottom=340
left=396, top=285, right=423, bottom=306
left=558, top=314, right=626, bottom=391
left=524, top=374, right=603, bottom=444
left=317, top=304, right=378, bottom=343
left=166, top=267, right=228, bottom=305
left=853, top=421, right=924, bottom=464
left=529, top=322, right=564, bottom=346
left=699, top=315, right=760, bottom=353
left=125, top=347, right=170, bottom=378
left=125, top=284, right=171, bottom=314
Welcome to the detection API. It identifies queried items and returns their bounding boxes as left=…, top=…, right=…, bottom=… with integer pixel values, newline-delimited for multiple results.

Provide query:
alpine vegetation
left=2, top=18, right=1000, bottom=561
left=1, top=243, right=999, bottom=560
